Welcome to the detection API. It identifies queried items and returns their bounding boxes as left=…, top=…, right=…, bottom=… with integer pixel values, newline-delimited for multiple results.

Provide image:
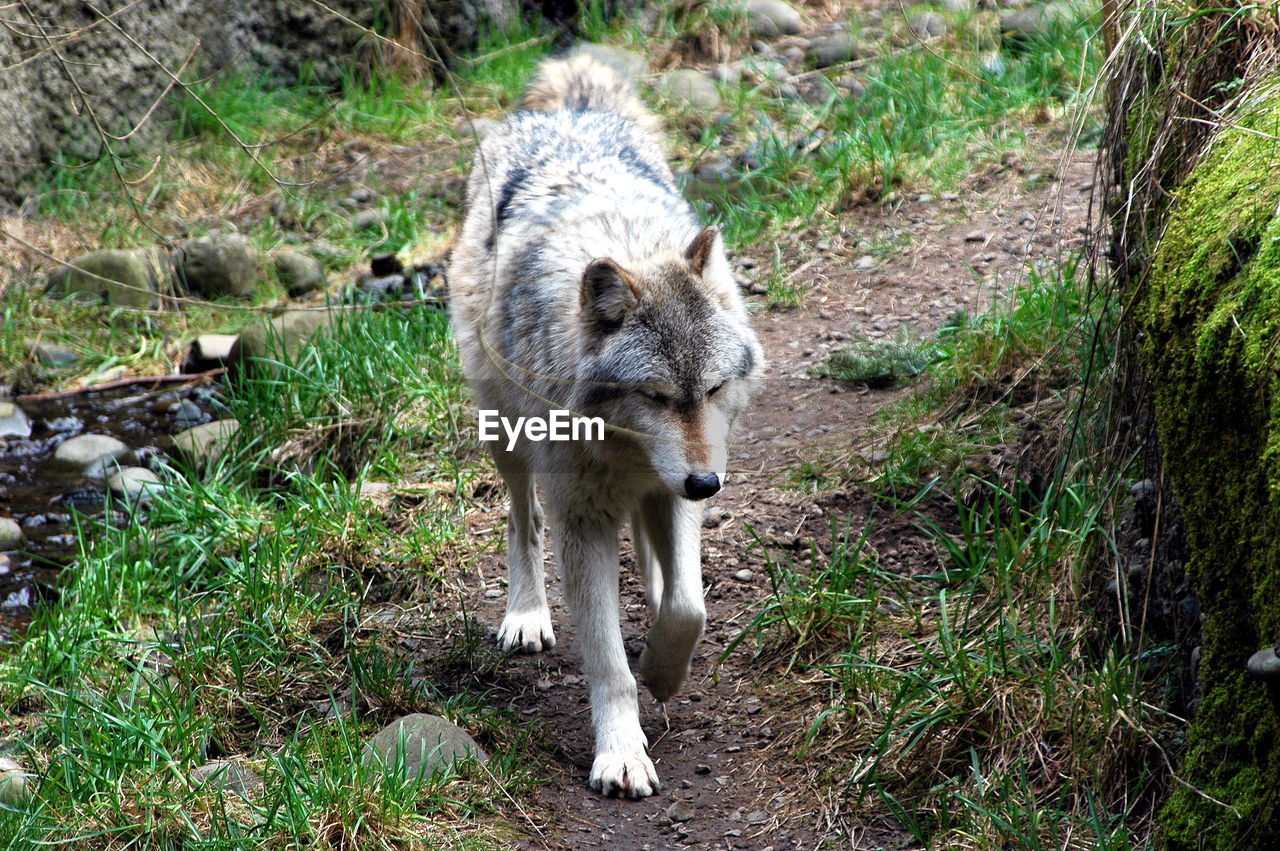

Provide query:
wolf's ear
left=582, top=258, right=639, bottom=335
left=685, top=225, right=720, bottom=277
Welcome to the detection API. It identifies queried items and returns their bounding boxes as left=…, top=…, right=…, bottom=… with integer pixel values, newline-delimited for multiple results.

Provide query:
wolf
left=448, top=52, right=764, bottom=798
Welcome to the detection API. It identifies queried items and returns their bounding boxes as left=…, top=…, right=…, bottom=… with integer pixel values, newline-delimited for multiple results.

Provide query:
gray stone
left=51, top=434, right=134, bottom=478
left=836, top=74, right=865, bottom=97
left=274, top=251, right=326, bottom=296
left=362, top=714, right=488, bottom=779
left=702, top=506, right=730, bottom=529
left=1000, top=3, right=1073, bottom=42
left=934, top=0, right=971, bottom=9
left=733, top=568, right=755, bottom=582
left=573, top=43, right=648, bottom=78
left=667, top=800, right=696, bottom=822
left=745, top=0, right=803, bottom=38
left=53, top=247, right=175, bottom=309
left=172, top=420, right=240, bottom=467
left=189, top=761, right=263, bottom=794
left=191, top=334, right=239, bottom=367
left=0, top=757, right=32, bottom=804
left=229, top=309, right=338, bottom=373
left=807, top=33, right=860, bottom=67
left=1247, top=647, right=1280, bottom=680
left=351, top=208, right=386, bottom=230
left=172, top=399, right=203, bottom=428
left=0, top=402, right=31, bottom=439
left=28, top=340, right=78, bottom=367
left=179, top=233, right=260, bottom=299
left=910, top=12, right=948, bottom=38
left=659, top=70, right=722, bottom=112
left=107, top=467, right=165, bottom=503
left=0, top=518, right=22, bottom=550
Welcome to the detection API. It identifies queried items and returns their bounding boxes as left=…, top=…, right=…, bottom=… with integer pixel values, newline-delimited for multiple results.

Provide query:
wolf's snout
left=683, top=472, right=721, bottom=500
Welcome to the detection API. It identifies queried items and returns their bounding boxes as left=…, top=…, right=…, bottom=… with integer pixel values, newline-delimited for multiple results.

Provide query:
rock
left=836, top=74, right=865, bottom=96
left=659, top=69, right=722, bottom=111
left=0, top=518, right=22, bottom=549
left=574, top=43, right=648, bottom=78
left=53, top=247, right=175, bottom=309
left=745, top=0, right=803, bottom=37
left=179, top=233, right=260, bottom=299
left=855, top=255, right=877, bottom=270
left=746, top=809, right=770, bottom=824
left=229, top=308, right=337, bottom=373
left=172, top=420, right=240, bottom=467
left=733, top=568, right=755, bottom=582
left=28, top=340, right=78, bottom=367
left=189, top=760, right=263, bottom=794
left=358, top=274, right=407, bottom=300
left=188, top=334, right=239, bottom=371
left=935, top=0, right=971, bottom=9
left=1130, top=478, right=1156, bottom=498
left=351, top=208, right=386, bottom=230
left=1000, top=3, right=1072, bottom=43
left=0, top=757, right=32, bottom=804
left=172, top=398, right=203, bottom=428
left=274, top=250, right=326, bottom=297
left=362, top=714, right=488, bottom=779
left=107, top=467, right=164, bottom=503
left=909, top=12, right=948, bottom=38
left=807, top=33, right=859, bottom=67
left=0, top=401, right=31, bottom=438
left=702, top=506, right=729, bottom=528
left=51, top=434, right=134, bottom=478
left=667, top=800, right=696, bottom=822
left=868, top=449, right=891, bottom=465
left=1247, top=647, right=1280, bottom=680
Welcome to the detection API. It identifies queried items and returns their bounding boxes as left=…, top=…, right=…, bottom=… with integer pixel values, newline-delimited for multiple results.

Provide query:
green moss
left=1141, top=84, right=1280, bottom=848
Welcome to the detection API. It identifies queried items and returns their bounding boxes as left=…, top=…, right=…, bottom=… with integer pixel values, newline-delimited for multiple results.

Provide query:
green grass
left=0, top=307, right=534, bottom=847
left=812, top=331, right=941, bottom=386
left=702, top=5, right=1101, bottom=242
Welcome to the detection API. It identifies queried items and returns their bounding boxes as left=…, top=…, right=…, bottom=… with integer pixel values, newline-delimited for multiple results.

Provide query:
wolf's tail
left=519, top=52, right=661, bottom=134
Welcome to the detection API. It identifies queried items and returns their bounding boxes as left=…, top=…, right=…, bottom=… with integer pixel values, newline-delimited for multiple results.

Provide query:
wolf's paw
left=589, top=750, right=660, bottom=799
left=497, top=610, right=556, bottom=653
left=639, top=645, right=690, bottom=703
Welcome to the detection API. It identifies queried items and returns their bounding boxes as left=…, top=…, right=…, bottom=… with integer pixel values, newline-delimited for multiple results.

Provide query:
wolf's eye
left=707, top=382, right=726, bottom=398
left=638, top=387, right=670, bottom=406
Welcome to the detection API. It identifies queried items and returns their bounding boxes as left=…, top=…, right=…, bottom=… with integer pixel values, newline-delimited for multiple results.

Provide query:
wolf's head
left=572, top=226, right=764, bottom=501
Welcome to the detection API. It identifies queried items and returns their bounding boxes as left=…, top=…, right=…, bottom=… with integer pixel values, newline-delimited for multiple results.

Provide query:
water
left=0, top=383, right=220, bottom=643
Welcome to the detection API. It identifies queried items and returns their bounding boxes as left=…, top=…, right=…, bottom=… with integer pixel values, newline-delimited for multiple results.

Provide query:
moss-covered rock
left=1140, top=88, right=1280, bottom=848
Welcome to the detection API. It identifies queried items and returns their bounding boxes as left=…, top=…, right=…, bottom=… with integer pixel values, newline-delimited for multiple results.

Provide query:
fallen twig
left=15, top=368, right=226, bottom=402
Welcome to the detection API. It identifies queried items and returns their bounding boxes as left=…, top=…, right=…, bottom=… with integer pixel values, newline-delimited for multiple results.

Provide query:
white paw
left=589, top=750, right=660, bottom=798
left=497, top=610, right=556, bottom=653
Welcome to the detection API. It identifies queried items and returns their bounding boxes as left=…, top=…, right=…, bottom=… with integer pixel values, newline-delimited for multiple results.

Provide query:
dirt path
left=454, top=141, right=1095, bottom=849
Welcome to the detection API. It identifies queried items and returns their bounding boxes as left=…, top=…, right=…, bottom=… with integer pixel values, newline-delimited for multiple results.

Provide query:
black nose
left=684, top=472, right=721, bottom=500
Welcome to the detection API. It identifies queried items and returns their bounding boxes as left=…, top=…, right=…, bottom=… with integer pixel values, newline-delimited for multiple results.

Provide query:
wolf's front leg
left=555, top=511, right=660, bottom=798
left=493, top=455, right=555, bottom=653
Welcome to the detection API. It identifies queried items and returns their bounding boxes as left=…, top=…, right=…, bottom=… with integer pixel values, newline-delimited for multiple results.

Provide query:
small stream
left=0, top=382, right=222, bottom=643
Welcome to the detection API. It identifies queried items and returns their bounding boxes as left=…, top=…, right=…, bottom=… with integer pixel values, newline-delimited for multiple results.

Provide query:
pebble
left=660, top=69, right=722, bottom=111
left=0, top=757, right=32, bottom=804
left=274, top=250, right=327, bottom=296
left=362, top=714, right=488, bottom=779
left=667, top=801, right=696, bottom=822
left=107, top=467, right=165, bottom=504
left=28, top=340, right=79, bottom=367
left=745, top=0, right=803, bottom=38
left=855, top=255, right=877, bottom=270
left=733, top=569, right=755, bottom=582
left=909, top=11, right=948, bottom=39
left=1247, top=647, right=1280, bottom=680
left=351, top=208, right=386, bottom=230
left=189, top=761, right=263, bottom=794
left=806, top=33, right=859, bottom=68
left=484, top=588, right=503, bottom=598
left=0, top=518, right=22, bottom=550
left=172, top=398, right=203, bottom=428
left=51, top=434, right=134, bottom=479
left=0, top=402, right=32, bottom=439
left=702, top=506, right=729, bottom=528
left=746, top=810, right=770, bottom=824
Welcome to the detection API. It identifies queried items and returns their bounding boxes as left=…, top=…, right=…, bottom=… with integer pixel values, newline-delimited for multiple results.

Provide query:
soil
left=441, top=141, right=1097, bottom=849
